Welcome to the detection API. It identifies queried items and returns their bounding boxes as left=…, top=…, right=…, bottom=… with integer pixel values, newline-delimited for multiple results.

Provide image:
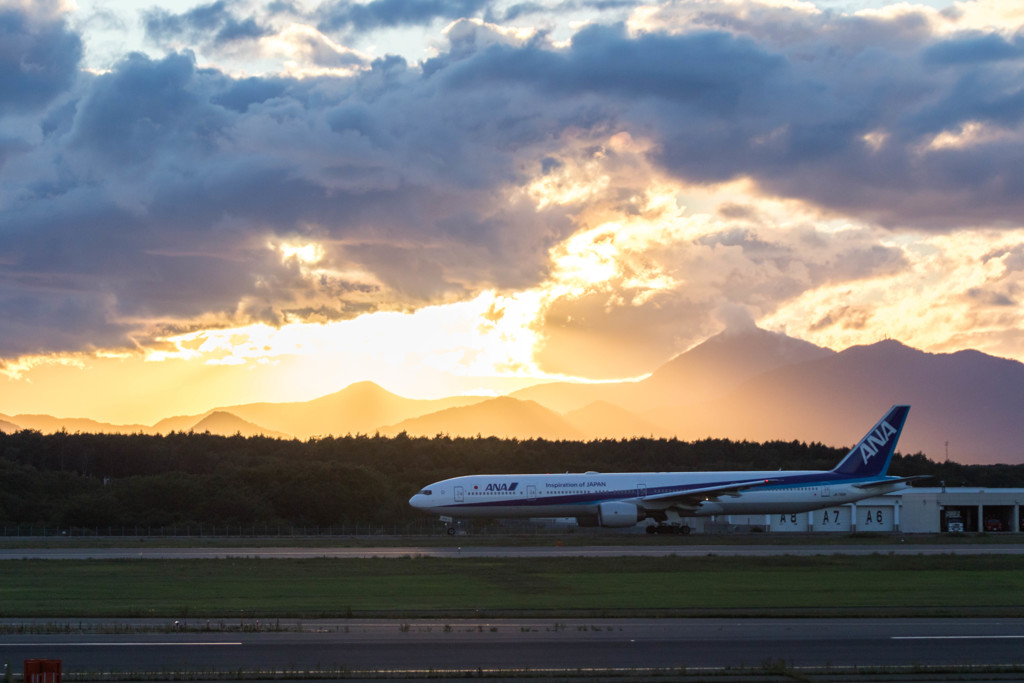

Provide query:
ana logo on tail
left=860, top=420, right=898, bottom=465
left=832, top=405, right=909, bottom=478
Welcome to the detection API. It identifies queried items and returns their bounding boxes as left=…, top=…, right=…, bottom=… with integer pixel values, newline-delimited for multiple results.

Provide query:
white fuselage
left=408, top=470, right=903, bottom=520
left=409, top=406, right=916, bottom=528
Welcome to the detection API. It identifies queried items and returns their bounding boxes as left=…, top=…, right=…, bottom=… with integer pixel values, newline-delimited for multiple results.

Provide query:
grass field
left=2, top=554, right=1022, bottom=619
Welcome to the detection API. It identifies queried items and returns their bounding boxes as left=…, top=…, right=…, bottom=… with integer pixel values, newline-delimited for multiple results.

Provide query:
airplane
left=409, top=405, right=923, bottom=534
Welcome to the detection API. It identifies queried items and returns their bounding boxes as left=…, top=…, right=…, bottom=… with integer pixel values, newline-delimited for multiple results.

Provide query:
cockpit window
left=419, top=489, right=432, bottom=496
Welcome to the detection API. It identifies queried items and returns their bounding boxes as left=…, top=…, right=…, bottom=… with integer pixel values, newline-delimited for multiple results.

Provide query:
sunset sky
left=2, top=0, right=1023, bottom=425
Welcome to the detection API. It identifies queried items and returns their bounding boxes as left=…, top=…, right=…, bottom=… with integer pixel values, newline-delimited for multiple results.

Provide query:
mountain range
left=2, top=327, right=1021, bottom=464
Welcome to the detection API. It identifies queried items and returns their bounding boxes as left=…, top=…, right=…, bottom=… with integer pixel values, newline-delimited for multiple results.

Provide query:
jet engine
left=597, top=501, right=643, bottom=528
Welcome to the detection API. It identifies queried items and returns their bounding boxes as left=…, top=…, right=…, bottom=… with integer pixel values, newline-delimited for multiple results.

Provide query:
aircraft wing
left=637, top=478, right=779, bottom=511
left=853, top=475, right=930, bottom=490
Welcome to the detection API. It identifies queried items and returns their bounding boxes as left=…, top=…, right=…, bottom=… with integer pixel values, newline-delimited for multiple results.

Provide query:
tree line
left=1, top=429, right=1020, bottom=528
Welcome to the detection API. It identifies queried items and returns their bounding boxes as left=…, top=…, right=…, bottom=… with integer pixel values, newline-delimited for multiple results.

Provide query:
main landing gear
left=646, top=524, right=691, bottom=535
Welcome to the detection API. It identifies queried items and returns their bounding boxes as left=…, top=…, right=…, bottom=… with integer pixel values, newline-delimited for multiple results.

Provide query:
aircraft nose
left=408, top=494, right=422, bottom=508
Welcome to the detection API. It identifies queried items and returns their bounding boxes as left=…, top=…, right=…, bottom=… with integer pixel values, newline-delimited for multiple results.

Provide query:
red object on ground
left=24, top=660, right=62, bottom=683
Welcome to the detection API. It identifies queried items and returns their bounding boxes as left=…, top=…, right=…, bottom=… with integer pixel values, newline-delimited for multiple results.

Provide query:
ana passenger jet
left=409, top=405, right=922, bottom=534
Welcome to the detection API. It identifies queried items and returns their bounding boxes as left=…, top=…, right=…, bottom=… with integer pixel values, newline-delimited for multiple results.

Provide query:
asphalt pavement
left=3, top=618, right=1024, bottom=675
left=3, top=542, right=1024, bottom=559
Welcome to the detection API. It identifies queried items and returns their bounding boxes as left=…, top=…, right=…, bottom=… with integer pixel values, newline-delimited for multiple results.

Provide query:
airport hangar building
left=700, top=488, right=1024, bottom=534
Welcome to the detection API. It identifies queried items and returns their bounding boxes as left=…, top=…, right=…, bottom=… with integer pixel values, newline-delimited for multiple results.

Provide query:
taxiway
left=3, top=542, right=1023, bottom=560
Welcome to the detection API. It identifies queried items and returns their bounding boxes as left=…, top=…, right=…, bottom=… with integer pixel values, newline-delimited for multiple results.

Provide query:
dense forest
left=1, top=429, right=1021, bottom=530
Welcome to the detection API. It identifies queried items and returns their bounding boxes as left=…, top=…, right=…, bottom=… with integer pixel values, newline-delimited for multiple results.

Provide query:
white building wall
left=652, top=489, right=1023, bottom=535
left=899, top=491, right=943, bottom=533
left=817, top=489, right=1023, bottom=534
left=730, top=489, right=1021, bottom=534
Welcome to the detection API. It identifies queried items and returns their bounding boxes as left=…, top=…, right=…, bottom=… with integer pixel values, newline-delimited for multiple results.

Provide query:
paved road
left=3, top=618, right=1024, bottom=675
left=2, top=543, right=1023, bottom=559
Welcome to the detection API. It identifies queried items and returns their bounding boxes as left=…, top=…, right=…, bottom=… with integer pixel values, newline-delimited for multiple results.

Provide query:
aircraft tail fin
left=831, top=405, right=910, bottom=479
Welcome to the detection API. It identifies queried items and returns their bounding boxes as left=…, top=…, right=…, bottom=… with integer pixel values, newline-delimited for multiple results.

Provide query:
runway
left=6, top=543, right=1022, bottom=677
left=2, top=542, right=1024, bottom=559
left=3, top=618, right=1024, bottom=675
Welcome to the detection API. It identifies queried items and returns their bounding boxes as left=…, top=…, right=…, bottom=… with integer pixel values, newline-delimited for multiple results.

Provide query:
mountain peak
left=697, top=325, right=833, bottom=358
left=643, top=326, right=834, bottom=405
left=314, top=380, right=398, bottom=402
left=344, top=380, right=393, bottom=394
left=510, top=325, right=836, bottom=414
left=382, top=396, right=583, bottom=440
left=844, top=338, right=915, bottom=354
left=190, top=411, right=290, bottom=438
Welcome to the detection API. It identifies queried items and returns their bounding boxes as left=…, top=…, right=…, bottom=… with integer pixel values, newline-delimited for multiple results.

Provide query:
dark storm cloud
left=430, top=7, right=1024, bottom=228
left=440, top=22, right=785, bottom=110
left=0, top=14, right=569, bottom=357
left=316, top=0, right=492, bottom=32
left=964, top=287, right=1014, bottom=307
left=70, top=51, right=227, bottom=164
left=809, top=305, right=872, bottom=332
left=818, top=244, right=909, bottom=284
left=4, top=0, right=1024, bottom=360
left=499, top=2, right=547, bottom=22
left=496, top=0, right=639, bottom=23
left=0, top=8, right=82, bottom=114
left=924, top=33, right=1024, bottom=66
left=211, top=77, right=289, bottom=113
left=694, top=227, right=906, bottom=297
left=903, top=65, right=1024, bottom=139
left=143, top=1, right=272, bottom=48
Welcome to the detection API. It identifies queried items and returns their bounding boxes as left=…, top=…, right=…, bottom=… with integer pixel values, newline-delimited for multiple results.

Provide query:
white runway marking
left=0, top=642, right=242, bottom=647
left=892, top=635, right=1024, bottom=640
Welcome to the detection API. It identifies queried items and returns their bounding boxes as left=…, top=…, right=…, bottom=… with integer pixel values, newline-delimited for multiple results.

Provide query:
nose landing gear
left=440, top=515, right=463, bottom=536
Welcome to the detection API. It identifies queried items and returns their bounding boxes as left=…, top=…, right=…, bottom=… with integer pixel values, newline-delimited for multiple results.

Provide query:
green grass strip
left=2, top=555, right=1022, bottom=618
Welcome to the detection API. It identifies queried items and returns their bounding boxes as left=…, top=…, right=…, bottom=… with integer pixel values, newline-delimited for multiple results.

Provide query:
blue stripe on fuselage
left=442, top=470, right=875, bottom=511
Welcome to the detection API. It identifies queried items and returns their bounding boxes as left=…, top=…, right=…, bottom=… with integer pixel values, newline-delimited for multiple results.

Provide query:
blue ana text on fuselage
left=484, top=482, right=518, bottom=492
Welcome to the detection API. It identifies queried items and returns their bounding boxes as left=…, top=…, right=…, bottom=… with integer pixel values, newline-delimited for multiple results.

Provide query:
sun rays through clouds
left=3, top=0, right=1024, bottom=423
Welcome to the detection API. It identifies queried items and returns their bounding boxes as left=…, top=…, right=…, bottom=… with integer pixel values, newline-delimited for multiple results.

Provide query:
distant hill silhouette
left=381, top=396, right=584, bottom=440
left=152, top=413, right=206, bottom=434
left=188, top=411, right=292, bottom=439
left=511, top=327, right=833, bottom=413
left=637, top=326, right=834, bottom=410
left=2, top=329, right=1021, bottom=463
left=1, top=414, right=150, bottom=434
left=224, top=378, right=487, bottom=438
left=660, top=339, right=1024, bottom=464
left=220, top=381, right=488, bottom=438
left=564, top=401, right=667, bottom=439
left=506, top=380, right=632, bottom=414
left=147, top=382, right=491, bottom=439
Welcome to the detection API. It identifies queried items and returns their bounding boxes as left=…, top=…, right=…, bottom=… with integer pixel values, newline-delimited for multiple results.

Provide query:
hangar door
left=813, top=506, right=852, bottom=532
left=857, top=506, right=895, bottom=532
left=772, top=512, right=809, bottom=532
